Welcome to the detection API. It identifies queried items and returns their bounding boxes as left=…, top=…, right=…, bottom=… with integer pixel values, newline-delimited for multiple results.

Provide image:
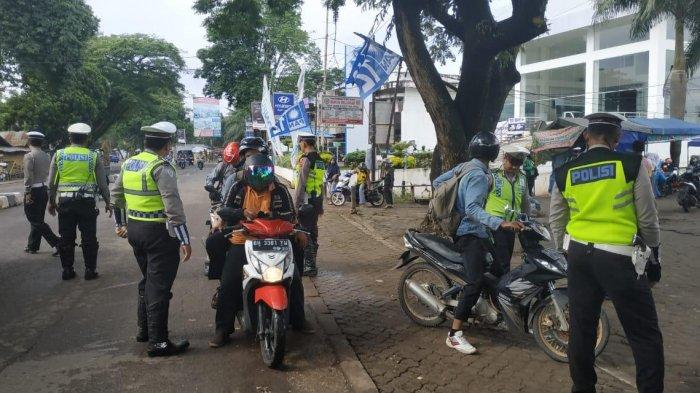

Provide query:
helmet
left=244, top=153, right=275, bottom=192
left=239, top=137, right=266, bottom=156
left=223, top=142, right=240, bottom=164
left=468, top=132, right=500, bottom=162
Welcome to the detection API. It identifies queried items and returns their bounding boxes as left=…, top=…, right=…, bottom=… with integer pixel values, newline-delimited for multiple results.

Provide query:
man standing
left=485, top=145, right=530, bottom=275
left=381, top=160, right=395, bottom=209
left=23, top=130, right=60, bottom=255
left=522, top=154, right=538, bottom=197
left=112, top=121, right=192, bottom=357
left=550, top=113, right=663, bottom=393
left=48, top=123, right=111, bottom=280
left=294, top=136, right=326, bottom=277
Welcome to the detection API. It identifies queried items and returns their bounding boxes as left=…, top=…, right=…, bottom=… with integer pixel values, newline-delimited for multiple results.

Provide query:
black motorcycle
left=330, top=179, right=384, bottom=207
left=396, top=215, right=610, bottom=362
left=676, top=169, right=699, bottom=212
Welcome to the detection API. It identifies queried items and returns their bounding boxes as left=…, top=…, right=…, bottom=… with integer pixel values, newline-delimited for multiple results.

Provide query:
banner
left=319, top=95, right=363, bottom=125
left=296, top=66, right=306, bottom=100
left=275, top=101, right=311, bottom=137
left=345, top=33, right=402, bottom=100
left=273, top=92, right=295, bottom=117
left=251, top=102, right=265, bottom=130
left=262, top=76, right=284, bottom=156
left=193, top=97, right=221, bottom=137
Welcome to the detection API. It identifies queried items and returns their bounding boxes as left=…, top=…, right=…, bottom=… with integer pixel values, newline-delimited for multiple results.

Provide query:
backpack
left=421, top=161, right=487, bottom=238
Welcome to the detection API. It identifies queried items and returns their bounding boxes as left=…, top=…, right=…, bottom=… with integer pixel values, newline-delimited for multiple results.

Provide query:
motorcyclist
left=205, top=142, right=240, bottom=203
left=432, top=132, right=524, bottom=355
left=208, top=154, right=311, bottom=347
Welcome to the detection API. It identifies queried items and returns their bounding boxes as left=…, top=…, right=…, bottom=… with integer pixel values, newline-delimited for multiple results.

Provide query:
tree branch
left=489, top=0, right=547, bottom=54
left=423, top=1, right=463, bottom=39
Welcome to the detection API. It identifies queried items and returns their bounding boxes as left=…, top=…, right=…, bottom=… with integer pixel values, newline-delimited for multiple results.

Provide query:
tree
left=329, top=0, right=548, bottom=178
left=595, top=0, right=700, bottom=121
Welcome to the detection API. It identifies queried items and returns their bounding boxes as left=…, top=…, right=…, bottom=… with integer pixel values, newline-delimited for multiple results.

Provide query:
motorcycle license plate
left=252, top=239, right=289, bottom=252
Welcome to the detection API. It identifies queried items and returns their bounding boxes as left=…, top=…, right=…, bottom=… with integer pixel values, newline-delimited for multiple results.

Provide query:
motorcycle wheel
left=259, top=303, right=286, bottom=369
left=330, top=191, right=346, bottom=206
left=532, top=299, right=610, bottom=363
left=397, top=262, right=449, bottom=327
left=368, top=192, right=384, bottom=207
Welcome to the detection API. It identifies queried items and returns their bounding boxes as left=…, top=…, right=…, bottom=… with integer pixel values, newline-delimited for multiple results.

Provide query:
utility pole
left=384, top=61, right=403, bottom=156
left=319, top=5, right=330, bottom=150
left=370, top=93, right=377, bottom=181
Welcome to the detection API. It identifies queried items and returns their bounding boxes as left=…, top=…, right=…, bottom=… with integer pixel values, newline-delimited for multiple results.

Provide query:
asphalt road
left=0, top=164, right=349, bottom=393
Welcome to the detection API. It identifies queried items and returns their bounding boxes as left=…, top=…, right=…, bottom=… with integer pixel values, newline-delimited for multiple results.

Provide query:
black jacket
left=218, top=180, right=296, bottom=225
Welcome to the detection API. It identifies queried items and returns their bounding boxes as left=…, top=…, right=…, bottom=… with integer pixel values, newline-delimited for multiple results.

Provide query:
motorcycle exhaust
left=405, top=279, right=447, bottom=315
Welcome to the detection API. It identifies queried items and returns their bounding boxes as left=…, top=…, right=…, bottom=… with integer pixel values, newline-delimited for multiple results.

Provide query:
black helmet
left=239, top=137, right=266, bottom=156
left=244, top=153, right=275, bottom=192
left=468, top=132, right=500, bottom=162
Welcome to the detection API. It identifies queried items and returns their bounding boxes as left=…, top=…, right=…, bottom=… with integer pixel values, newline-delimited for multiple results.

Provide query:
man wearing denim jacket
left=432, top=132, right=524, bottom=355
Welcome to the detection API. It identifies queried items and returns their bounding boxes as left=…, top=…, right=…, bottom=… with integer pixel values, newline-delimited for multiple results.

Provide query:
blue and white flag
left=273, top=101, right=311, bottom=138
left=345, top=33, right=402, bottom=100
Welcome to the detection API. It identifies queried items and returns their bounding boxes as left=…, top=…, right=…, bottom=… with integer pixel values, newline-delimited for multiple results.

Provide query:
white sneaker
left=445, top=331, right=478, bottom=354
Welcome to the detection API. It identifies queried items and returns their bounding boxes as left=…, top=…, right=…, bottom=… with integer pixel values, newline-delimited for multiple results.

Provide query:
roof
left=548, top=117, right=649, bottom=133
left=0, top=146, right=30, bottom=153
left=0, top=131, right=29, bottom=147
left=627, top=118, right=700, bottom=137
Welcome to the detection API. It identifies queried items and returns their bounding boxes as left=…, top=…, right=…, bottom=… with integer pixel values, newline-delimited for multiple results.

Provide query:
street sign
left=319, top=95, right=364, bottom=125
left=333, top=141, right=342, bottom=147
left=273, top=92, right=295, bottom=117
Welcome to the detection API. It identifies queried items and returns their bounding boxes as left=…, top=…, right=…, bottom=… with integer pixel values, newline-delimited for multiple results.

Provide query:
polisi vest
left=297, top=152, right=326, bottom=198
left=485, top=169, right=525, bottom=221
left=122, top=151, right=167, bottom=222
left=555, top=148, right=640, bottom=245
left=55, top=146, right=98, bottom=195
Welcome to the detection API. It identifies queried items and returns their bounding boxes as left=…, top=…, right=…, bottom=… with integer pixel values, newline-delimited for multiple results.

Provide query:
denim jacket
left=432, top=159, right=503, bottom=238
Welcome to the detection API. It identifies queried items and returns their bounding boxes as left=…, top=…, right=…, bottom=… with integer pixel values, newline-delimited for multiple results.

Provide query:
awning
left=627, top=118, right=700, bottom=141
left=689, top=137, right=700, bottom=147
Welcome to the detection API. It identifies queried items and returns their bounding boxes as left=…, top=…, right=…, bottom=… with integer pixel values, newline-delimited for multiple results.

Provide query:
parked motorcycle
left=330, top=172, right=384, bottom=207
left=660, top=169, right=681, bottom=196
left=396, top=214, right=610, bottom=362
left=676, top=169, right=699, bottom=212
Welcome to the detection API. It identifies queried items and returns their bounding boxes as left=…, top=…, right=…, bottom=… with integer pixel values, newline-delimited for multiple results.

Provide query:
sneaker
left=62, top=268, right=77, bottom=281
left=445, top=331, right=478, bottom=355
left=24, top=248, right=37, bottom=254
left=84, top=269, right=99, bottom=280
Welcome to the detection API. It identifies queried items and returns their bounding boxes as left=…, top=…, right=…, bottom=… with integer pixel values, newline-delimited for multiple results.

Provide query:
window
left=595, top=15, right=648, bottom=50
left=520, top=63, right=586, bottom=122
left=595, top=52, right=649, bottom=116
left=500, top=91, right=515, bottom=121
left=522, top=28, right=587, bottom=65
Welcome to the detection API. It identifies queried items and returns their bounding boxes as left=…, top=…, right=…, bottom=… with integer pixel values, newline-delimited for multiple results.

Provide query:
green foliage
left=319, top=151, right=333, bottom=163
left=276, top=153, right=292, bottom=168
left=391, top=140, right=415, bottom=156
left=344, top=150, right=366, bottom=167
left=387, top=155, right=416, bottom=169
left=413, top=151, right=433, bottom=168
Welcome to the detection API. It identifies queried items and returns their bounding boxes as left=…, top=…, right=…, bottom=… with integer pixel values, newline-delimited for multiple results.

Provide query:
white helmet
left=67, top=123, right=92, bottom=134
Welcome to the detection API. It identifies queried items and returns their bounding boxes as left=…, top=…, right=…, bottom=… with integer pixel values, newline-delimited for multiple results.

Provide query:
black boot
left=208, top=329, right=230, bottom=348
left=302, top=243, right=318, bottom=277
left=82, top=241, right=99, bottom=280
left=136, top=295, right=148, bottom=342
left=84, top=269, right=99, bottom=280
left=147, top=340, right=190, bottom=357
left=62, top=267, right=76, bottom=280
left=146, top=300, right=189, bottom=357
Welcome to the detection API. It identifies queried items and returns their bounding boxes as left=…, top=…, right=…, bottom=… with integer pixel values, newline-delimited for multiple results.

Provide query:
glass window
left=522, top=28, right=587, bottom=65
left=519, top=63, right=586, bottom=122
left=595, top=52, right=649, bottom=116
left=500, top=91, right=515, bottom=121
left=595, top=15, right=649, bottom=50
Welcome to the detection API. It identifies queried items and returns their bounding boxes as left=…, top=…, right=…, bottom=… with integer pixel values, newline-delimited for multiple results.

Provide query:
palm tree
left=595, top=0, right=699, bottom=120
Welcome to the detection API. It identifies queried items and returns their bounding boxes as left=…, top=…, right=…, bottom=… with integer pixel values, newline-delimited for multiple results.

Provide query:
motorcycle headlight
left=535, top=258, right=564, bottom=274
left=262, top=266, right=284, bottom=282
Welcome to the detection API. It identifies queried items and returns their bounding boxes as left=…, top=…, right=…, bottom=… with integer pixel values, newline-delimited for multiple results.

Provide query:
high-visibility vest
left=559, top=156, right=638, bottom=245
left=296, top=152, right=326, bottom=198
left=485, top=169, right=525, bottom=221
left=55, top=146, right=98, bottom=194
left=122, top=151, right=167, bottom=222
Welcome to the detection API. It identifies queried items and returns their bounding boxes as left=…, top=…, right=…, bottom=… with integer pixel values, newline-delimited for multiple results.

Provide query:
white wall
left=345, top=85, right=371, bottom=154
left=400, top=88, right=438, bottom=150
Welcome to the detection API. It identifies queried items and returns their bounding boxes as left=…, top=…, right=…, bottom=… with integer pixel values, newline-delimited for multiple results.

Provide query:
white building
left=345, top=1, right=699, bottom=154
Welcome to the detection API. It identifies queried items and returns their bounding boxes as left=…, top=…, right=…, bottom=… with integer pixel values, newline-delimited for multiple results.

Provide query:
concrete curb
left=0, top=192, right=23, bottom=209
left=303, top=277, right=378, bottom=393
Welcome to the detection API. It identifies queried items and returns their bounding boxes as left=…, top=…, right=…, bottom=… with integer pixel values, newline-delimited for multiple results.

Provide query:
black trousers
left=492, top=228, right=516, bottom=275
left=24, top=186, right=59, bottom=251
left=216, top=242, right=305, bottom=332
left=205, top=230, right=229, bottom=279
left=57, top=198, right=98, bottom=269
left=567, top=241, right=664, bottom=393
left=128, top=220, right=181, bottom=344
left=299, top=196, right=322, bottom=243
left=526, top=175, right=537, bottom=196
left=383, top=177, right=394, bottom=205
left=453, top=235, right=487, bottom=321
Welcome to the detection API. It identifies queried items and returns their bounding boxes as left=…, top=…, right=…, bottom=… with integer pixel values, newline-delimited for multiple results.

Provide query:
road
left=0, top=164, right=349, bottom=393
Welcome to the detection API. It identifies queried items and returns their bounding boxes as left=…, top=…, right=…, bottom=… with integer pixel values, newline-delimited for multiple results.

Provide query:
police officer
left=294, top=135, right=326, bottom=277
left=23, top=130, right=60, bottom=255
left=111, top=121, right=192, bottom=357
left=485, top=145, right=531, bottom=275
left=48, top=123, right=111, bottom=280
left=550, top=113, right=663, bottom=393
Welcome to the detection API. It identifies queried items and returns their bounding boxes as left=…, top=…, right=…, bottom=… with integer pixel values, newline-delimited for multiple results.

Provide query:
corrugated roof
left=0, top=131, right=29, bottom=147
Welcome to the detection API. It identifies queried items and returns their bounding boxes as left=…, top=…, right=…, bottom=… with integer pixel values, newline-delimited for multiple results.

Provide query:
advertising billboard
left=193, top=97, right=221, bottom=137
left=272, top=92, right=295, bottom=117
left=319, top=95, right=364, bottom=125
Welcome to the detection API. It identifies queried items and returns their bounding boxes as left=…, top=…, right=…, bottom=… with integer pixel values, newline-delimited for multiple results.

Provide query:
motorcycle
left=676, top=169, right=699, bottom=212
left=177, top=157, right=187, bottom=169
left=197, top=159, right=205, bottom=170
left=330, top=172, right=384, bottom=207
left=660, top=169, right=681, bottom=196
left=395, top=214, right=610, bottom=362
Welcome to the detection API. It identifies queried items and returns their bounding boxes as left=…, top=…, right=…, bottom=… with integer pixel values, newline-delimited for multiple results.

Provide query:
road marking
left=596, top=365, right=636, bottom=389
left=98, top=281, right=139, bottom=291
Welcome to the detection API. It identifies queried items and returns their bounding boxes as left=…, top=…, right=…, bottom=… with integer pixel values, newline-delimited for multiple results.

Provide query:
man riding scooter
left=205, top=142, right=240, bottom=203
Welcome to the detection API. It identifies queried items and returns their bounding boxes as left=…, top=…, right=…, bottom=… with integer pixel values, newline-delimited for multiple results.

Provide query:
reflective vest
left=297, top=152, right=326, bottom=198
left=55, top=146, right=98, bottom=194
left=560, top=158, right=638, bottom=245
left=122, top=151, right=167, bottom=222
left=485, top=169, right=525, bottom=221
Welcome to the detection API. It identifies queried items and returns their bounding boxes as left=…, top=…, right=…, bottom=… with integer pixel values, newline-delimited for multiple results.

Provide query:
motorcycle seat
left=413, top=233, right=463, bottom=263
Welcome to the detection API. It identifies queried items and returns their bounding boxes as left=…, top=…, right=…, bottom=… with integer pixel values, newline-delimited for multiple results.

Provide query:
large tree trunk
left=669, top=18, right=687, bottom=168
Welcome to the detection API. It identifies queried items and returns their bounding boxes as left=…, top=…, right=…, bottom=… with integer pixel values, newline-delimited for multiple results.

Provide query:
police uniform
left=293, top=147, right=326, bottom=276
left=23, top=131, right=60, bottom=254
left=48, top=123, right=110, bottom=280
left=549, top=113, right=663, bottom=393
left=111, top=121, right=190, bottom=356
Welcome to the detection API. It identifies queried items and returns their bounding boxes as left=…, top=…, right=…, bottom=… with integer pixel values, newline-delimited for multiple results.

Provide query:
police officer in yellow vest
left=294, top=135, right=326, bottom=276
left=550, top=113, right=663, bottom=393
left=485, top=145, right=531, bottom=275
left=48, top=123, right=111, bottom=281
left=111, top=121, right=192, bottom=357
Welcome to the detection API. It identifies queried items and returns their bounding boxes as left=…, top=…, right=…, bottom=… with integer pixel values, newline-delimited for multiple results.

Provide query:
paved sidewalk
left=312, top=198, right=698, bottom=392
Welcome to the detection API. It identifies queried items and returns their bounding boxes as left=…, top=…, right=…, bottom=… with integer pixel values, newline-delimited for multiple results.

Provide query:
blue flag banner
left=345, top=33, right=402, bottom=100
left=273, top=101, right=311, bottom=137
left=272, top=92, right=295, bottom=117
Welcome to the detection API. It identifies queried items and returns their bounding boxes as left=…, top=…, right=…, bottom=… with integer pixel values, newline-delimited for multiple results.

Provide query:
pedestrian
left=294, top=135, right=326, bottom=277
left=356, top=162, right=369, bottom=205
left=349, top=167, right=359, bottom=214
left=485, top=145, right=531, bottom=275
left=22, top=130, right=60, bottom=256
left=111, top=121, right=192, bottom=357
left=325, top=157, right=340, bottom=202
left=522, top=154, right=538, bottom=196
left=549, top=113, right=663, bottom=393
left=381, top=160, right=394, bottom=208
left=432, top=132, right=524, bottom=355
left=47, top=123, right=111, bottom=281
